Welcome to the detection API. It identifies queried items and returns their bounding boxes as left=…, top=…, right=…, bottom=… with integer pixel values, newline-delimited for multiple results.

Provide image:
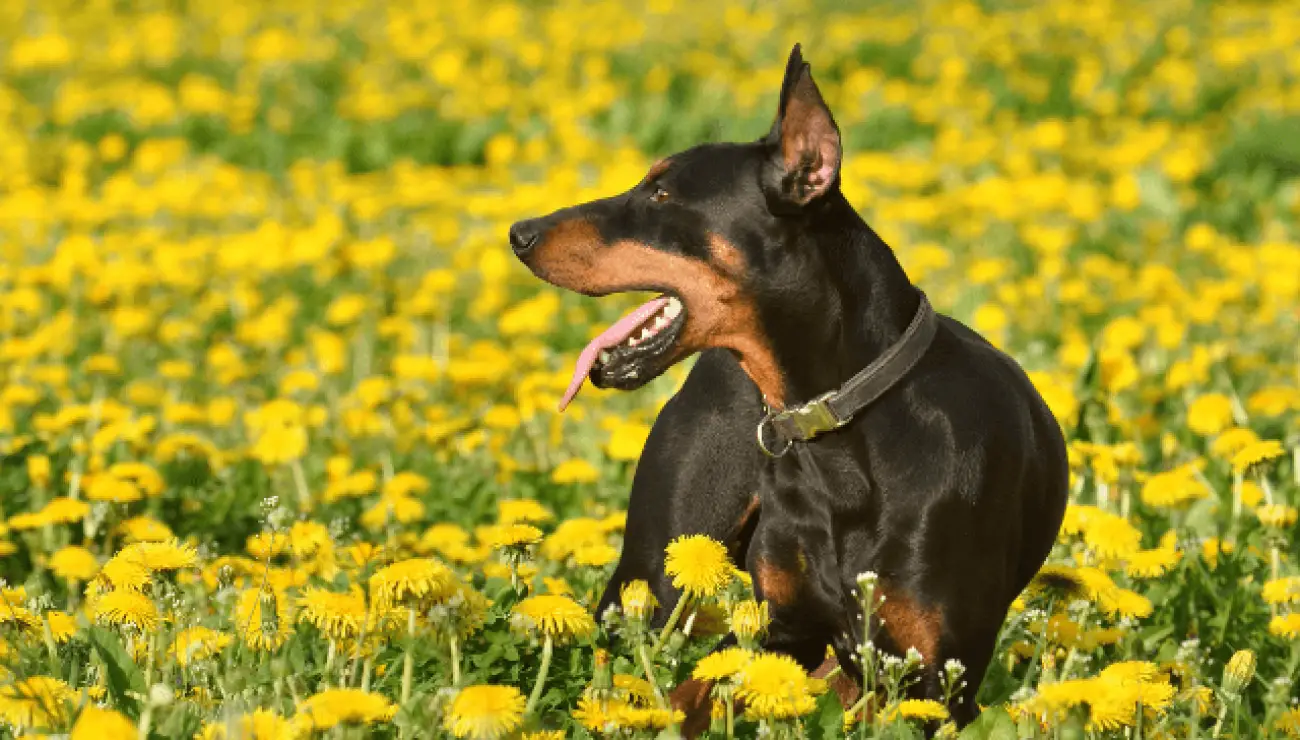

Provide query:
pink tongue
left=558, top=296, right=670, bottom=411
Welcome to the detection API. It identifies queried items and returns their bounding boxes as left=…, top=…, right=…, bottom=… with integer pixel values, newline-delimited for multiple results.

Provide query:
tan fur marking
left=726, top=495, right=761, bottom=546
left=531, top=219, right=787, bottom=406
left=876, top=584, right=943, bottom=664
left=644, top=157, right=673, bottom=182
left=812, top=656, right=863, bottom=708
left=669, top=677, right=713, bottom=739
left=755, top=557, right=800, bottom=606
left=707, top=232, right=746, bottom=276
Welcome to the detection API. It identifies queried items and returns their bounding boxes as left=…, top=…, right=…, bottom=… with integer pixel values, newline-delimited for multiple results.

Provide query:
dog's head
left=510, top=44, right=842, bottom=410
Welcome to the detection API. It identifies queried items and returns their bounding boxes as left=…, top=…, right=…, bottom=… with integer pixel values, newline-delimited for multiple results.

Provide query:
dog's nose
left=509, top=221, right=541, bottom=257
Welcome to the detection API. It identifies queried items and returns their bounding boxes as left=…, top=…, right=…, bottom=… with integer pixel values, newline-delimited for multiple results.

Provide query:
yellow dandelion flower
left=369, top=557, right=456, bottom=608
left=49, top=545, right=99, bottom=581
left=1083, top=514, right=1142, bottom=560
left=1098, top=661, right=1160, bottom=684
left=45, top=611, right=78, bottom=643
left=512, top=594, right=595, bottom=642
left=360, top=495, right=426, bottom=530
left=171, top=626, right=232, bottom=666
left=246, top=532, right=286, bottom=560
left=1084, top=678, right=1144, bottom=730
left=118, top=515, right=175, bottom=543
left=119, top=539, right=199, bottom=572
left=1276, top=707, right=1300, bottom=737
left=664, top=534, right=732, bottom=598
left=418, top=523, right=471, bottom=556
left=0, top=676, right=75, bottom=729
left=234, top=586, right=293, bottom=651
left=1262, top=576, right=1300, bottom=605
left=1255, top=504, right=1299, bottom=529
left=572, top=695, right=626, bottom=731
left=613, top=704, right=683, bottom=729
left=298, top=586, right=368, bottom=640
left=692, top=646, right=753, bottom=681
left=289, top=521, right=332, bottom=559
left=1106, top=588, right=1154, bottom=619
left=90, top=589, right=159, bottom=632
left=1124, top=546, right=1181, bottom=578
left=541, top=518, right=606, bottom=561
left=1201, top=537, right=1234, bottom=570
left=551, top=458, right=599, bottom=484
left=1186, top=393, right=1234, bottom=436
left=1031, top=678, right=1094, bottom=716
left=1028, top=564, right=1091, bottom=601
left=736, top=652, right=817, bottom=720
left=523, top=732, right=565, bottom=740
left=1210, top=427, right=1259, bottom=459
left=480, top=523, right=544, bottom=550
left=294, top=688, right=397, bottom=731
left=443, top=685, right=526, bottom=740
left=613, top=674, right=657, bottom=705
left=92, top=554, right=152, bottom=596
left=1180, top=685, right=1214, bottom=715
left=574, top=542, right=619, bottom=567
left=497, top=499, right=553, bottom=524
left=382, top=471, right=430, bottom=499
left=1139, top=466, right=1208, bottom=508
left=1270, top=613, right=1300, bottom=639
left=1231, top=439, right=1285, bottom=474
left=197, top=709, right=293, bottom=740
left=891, top=698, right=949, bottom=722
left=70, top=705, right=135, bottom=740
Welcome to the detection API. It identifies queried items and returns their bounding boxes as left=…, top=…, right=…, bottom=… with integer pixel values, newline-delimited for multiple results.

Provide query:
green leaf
left=808, top=690, right=845, bottom=740
left=86, top=626, right=146, bottom=716
left=957, top=706, right=1016, bottom=740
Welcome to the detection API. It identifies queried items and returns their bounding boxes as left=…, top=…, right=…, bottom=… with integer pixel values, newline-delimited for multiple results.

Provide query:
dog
left=509, top=44, right=1068, bottom=730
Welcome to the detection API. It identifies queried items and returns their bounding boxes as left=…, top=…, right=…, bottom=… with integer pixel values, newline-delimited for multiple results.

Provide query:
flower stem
left=651, top=593, right=692, bottom=657
left=725, top=687, right=735, bottom=740
left=637, top=643, right=666, bottom=708
left=291, top=459, right=312, bottom=512
left=401, top=608, right=415, bottom=704
left=449, top=636, right=462, bottom=687
left=525, top=635, right=554, bottom=715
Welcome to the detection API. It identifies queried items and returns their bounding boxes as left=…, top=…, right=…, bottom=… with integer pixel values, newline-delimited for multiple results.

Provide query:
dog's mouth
left=559, top=294, right=687, bottom=411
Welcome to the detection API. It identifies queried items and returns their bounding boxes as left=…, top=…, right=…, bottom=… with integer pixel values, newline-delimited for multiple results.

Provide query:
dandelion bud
left=729, top=600, right=770, bottom=645
left=1222, top=649, right=1256, bottom=696
left=590, top=648, right=613, bottom=694
left=620, top=580, right=657, bottom=624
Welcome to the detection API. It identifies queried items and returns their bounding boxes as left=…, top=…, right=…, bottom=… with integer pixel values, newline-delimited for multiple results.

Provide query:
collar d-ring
left=756, top=412, right=793, bottom=458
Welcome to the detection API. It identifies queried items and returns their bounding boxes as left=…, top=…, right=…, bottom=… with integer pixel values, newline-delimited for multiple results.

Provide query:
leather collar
left=756, top=290, right=938, bottom=457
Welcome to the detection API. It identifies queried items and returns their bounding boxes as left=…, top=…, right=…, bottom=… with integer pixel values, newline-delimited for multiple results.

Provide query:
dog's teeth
left=627, top=336, right=640, bottom=347
left=654, top=315, right=670, bottom=330
left=665, top=298, right=682, bottom=319
left=599, top=350, right=612, bottom=364
left=639, top=328, right=653, bottom=341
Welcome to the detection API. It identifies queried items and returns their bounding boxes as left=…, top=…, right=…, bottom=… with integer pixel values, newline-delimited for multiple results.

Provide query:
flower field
left=2, top=0, right=1300, bottom=737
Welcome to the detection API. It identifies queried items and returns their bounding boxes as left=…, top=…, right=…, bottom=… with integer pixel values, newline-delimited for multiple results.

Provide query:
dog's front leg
left=745, top=505, right=859, bottom=676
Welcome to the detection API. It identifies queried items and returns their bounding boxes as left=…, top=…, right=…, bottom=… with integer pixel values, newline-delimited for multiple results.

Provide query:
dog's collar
left=756, top=290, right=938, bottom=457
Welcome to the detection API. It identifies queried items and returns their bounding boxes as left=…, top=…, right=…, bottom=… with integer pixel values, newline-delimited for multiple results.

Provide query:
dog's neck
left=759, top=190, right=920, bottom=409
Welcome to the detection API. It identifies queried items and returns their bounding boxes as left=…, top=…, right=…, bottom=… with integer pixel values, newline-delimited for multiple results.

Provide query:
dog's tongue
left=558, top=296, right=670, bottom=412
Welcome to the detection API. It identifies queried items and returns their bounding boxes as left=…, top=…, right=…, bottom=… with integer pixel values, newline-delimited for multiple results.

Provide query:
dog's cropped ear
left=763, top=44, right=842, bottom=210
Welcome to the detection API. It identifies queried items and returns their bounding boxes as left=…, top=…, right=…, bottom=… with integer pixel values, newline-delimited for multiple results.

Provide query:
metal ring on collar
left=756, top=413, right=793, bottom=458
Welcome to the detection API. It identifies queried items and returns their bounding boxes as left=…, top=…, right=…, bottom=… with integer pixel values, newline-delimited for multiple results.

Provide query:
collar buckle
left=783, top=391, right=845, bottom=438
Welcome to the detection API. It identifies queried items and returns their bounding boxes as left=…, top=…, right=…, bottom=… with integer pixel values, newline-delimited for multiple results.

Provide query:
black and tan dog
left=510, top=45, right=1068, bottom=729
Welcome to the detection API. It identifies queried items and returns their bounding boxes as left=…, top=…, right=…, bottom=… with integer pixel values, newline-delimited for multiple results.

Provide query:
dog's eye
left=650, top=186, right=670, bottom=203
